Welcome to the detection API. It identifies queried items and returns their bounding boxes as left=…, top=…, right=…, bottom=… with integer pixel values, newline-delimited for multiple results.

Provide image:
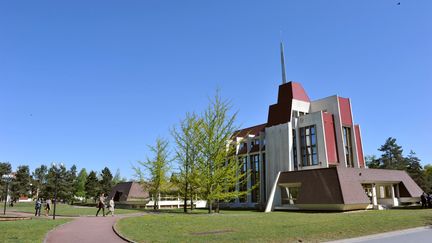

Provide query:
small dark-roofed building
left=108, top=182, right=149, bottom=202
left=265, top=167, right=422, bottom=211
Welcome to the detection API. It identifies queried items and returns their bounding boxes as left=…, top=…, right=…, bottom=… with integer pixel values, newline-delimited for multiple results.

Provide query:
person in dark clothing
left=96, top=193, right=106, bottom=217
left=34, top=198, right=42, bottom=216
left=421, top=193, right=427, bottom=208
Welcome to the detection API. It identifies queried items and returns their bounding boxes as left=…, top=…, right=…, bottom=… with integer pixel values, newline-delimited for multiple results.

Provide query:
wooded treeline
left=0, top=163, right=126, bottom=203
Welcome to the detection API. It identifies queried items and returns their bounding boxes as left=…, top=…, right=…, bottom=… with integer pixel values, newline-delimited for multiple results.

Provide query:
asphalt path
left=329, top=226, right=432, bottom=243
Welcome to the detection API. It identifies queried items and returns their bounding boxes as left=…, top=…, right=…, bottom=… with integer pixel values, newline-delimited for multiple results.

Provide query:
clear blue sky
left=1, top=0, right=431, bottom=179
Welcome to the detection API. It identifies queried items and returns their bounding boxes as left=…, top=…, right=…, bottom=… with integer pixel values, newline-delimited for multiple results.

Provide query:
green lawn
left=0, top=218, right=71, bottom=243
left=9, top=202, right=142, bottom=216
left=117, top=209, right=432, bottom=242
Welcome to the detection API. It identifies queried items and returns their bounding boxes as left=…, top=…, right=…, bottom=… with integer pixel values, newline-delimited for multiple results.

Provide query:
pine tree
left=10, top=165, right=31, bottom=201
left=134, top=138, right=171, bottom=210
left=405, top=151, right=424, bottom=190
left=99, top=167, right=113, bottom=196
left=378, top=137, right=406, bottom=170
left=32, top=165, right=48, bottom=199
left=85, top=171, right=99, bottom=202
left=0, top=162, right=12, bottom=196
left=66, top=165, right=78, bottom=203
left=112, top=169, right=126, bottom=185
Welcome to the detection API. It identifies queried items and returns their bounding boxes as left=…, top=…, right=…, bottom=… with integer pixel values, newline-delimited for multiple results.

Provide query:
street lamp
left=51, top=162, right=64, bottom=220
left=2, top=174, right=13, bottom=215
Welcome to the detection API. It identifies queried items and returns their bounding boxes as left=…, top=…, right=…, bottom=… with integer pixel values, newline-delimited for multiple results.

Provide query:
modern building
left=227, top=43, right=422, bottom=211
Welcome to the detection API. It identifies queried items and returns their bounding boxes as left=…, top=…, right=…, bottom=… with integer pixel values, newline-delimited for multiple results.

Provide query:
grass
left=117, top=208, right=432, bottom=242
left=0, top=218, right=71, bottom=243
left=8, top=202, right=143, bottom=216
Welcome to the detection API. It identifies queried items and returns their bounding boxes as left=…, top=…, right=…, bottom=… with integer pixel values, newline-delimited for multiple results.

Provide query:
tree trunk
left=190, top=193, right=194, bottom=211
left=215, top=200, right=220, bottom=213
left=208, top=199, right=212, bottom=213
left=183, top=183, right=188, bottom=213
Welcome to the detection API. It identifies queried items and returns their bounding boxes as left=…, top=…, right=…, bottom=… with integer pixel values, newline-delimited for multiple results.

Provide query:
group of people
left=34, top=198, right=51, bottom=216
left=420, top=192, right=432, bottom=208
left=96, top=193, right=115, bottom=217
left=33, top=193, right=114, bottom=217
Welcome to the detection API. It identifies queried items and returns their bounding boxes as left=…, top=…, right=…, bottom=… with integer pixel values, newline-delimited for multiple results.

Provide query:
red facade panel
left=354, top=125, right=365, bottom=168
left=323, top=112, right=338, bottom=164
left=338, top=97, right=353, bottom=126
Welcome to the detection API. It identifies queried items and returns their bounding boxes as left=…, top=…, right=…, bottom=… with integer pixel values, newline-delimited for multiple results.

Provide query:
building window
left=343, top=127, right=354, bottom=167
left=239, top=156, right=248, bottom=203
left=250, top=154, right=260, bottom=203
left=281, top=185, right=300, bottom=205
left=262, top=153, right=266, bottom=199
left=292, top=129, right=298, bottom=170
left=300, top=125, right=318, bottom=166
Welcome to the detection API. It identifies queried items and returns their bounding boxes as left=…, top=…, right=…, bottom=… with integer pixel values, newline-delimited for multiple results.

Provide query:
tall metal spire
left=280, top=41, right=287, bottom=84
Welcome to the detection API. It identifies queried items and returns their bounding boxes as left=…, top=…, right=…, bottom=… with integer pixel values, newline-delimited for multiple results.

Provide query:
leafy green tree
left=85, top=171, right=99, bottom=202
left=75, top=168, right=87, bottom=199
left=197, top=92, right=247, bottom=213
left=134, top=138, right=171, bottom=210
left=10, top=165, right=31, bottom=201
left=99, top=167, right=113, bottom=196
left=424, top=164, right=432, bottom=193
left=172, top=112, right=203, bottom=212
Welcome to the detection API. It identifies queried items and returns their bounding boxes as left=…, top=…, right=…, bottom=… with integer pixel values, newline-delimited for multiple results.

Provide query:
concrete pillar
left=371, top=184, right=378, bottom=209
left=264, top=172, right=281, bottom=212
left=391, top=184, right=399, bottom=207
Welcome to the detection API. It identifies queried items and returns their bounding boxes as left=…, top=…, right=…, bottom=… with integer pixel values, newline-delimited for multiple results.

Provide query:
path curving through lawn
left=44, top=213, right=144, bottom=243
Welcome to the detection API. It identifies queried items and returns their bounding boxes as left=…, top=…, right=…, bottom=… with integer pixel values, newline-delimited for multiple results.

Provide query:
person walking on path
left=106, top=197, right=115, bottom=217
left=96, top=193, right=106, bottom=217
left=45, top=199, right=51, bottom=216
left=34, top=198, right=42, bottom=216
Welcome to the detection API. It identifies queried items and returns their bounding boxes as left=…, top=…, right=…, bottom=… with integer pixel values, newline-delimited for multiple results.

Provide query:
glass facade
left=250, top=154, right=260, bottom=203
left=239, top=156, right=248, bottom=203
left=300, top=125, right=318, bottom=166
left=343, top=127, right=354, bottom=167
left=292, top=129, right=298, bottom=170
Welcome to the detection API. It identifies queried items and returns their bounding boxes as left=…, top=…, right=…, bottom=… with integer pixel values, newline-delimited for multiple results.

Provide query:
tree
left=10, top=165, right=31, bottom=201
left=405, top=151, right=424, bottom=190
left=378, top=137, right=406, bottom=170
left=85, top=171, right=99, bottom=202
left=365, top=155, right=380, bottom=169
left=99, top=167, right=113, bottom=196
left=32, top=165, right=48, bottom=199
left=0, top=162, right=12, bottom=197
left=424, top=164, right=432, bottom=193
left=112, top=169, right=127, bottom=185
left=197, top=92, right=247, bottom=213
left=66, top=165, right=78, bottom=203
left=134, top=138, right=171, bottom=210
left=75, top=168, right=87, bottom=199
left=44, top=164, right=68, bottom=201
left=172, top=112, right=203, bottom=212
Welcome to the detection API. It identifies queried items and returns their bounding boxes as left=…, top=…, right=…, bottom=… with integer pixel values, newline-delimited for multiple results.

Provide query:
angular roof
left=108, top=182, right=149, bottom=202
left=233, top=123, right=266, bottom=138
left=267, top=82, right=310, bottom=127
left=277, top=167, right=422, bottom=205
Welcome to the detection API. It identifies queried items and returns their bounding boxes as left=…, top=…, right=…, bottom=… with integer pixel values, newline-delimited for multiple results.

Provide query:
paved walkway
left=328, top=226, right=432, bottom=243
left=44, top=213, right=143, bottom=243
